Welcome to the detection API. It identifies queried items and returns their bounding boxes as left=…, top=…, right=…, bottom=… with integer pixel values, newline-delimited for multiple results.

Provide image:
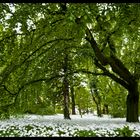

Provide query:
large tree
left=82, top=4, right=140, bottom=122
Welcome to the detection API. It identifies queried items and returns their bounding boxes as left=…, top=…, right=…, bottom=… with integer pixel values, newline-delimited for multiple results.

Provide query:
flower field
left=0, top=114, right=140, bottom=137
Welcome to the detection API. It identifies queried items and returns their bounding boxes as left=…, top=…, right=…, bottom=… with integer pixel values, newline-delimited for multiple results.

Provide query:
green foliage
left=114, top=126, right=134, bottom=137
left=75, top=85, right=94, bottom=114
left=0, top=112, right=10, bottom=120
left=74, top=129, right=97, bottom=137
left=31, top=106, right=55, bottom=115
left=0, top=125, right=20, bottom=137
left=0, top=107, right=10, bottom=120
left=107, top=85, right=126, bottom=118
left=24, top=125, right=34, bottom=132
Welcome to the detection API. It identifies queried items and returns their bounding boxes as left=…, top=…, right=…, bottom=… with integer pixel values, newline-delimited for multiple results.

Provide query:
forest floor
left=0, top=113, right=140, bottom=137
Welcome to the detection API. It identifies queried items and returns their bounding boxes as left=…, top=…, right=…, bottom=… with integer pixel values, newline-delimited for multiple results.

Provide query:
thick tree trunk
left=71, top=86, right=76, bottom=115
left=126, top=82, right=139, bottom=122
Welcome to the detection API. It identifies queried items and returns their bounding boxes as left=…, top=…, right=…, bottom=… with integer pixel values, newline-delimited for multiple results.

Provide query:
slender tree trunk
left=105, top=104, right=109, bottom=114
left=103, top=104, right=109, bottom=114
left=126, top=82, right=139, bottom=122
left=78, top=104, right=82, bottom=118
left=52, top=100, right=56, bottom=114
left=63, top=75, right=71, bottom=119
left=71, top=86, right=76, bottom=115
left=63, top=52, right=71, bottom=120
left=106, top=106, right=109, bottom=114
left=96, top=104, right=102, bottom=117
left=91, top=93, right=102, bottom=117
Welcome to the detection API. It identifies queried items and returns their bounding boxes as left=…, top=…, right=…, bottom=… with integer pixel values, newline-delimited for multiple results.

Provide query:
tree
left=64, top=3, right=140, bottom=122
left=75, top=85, right=93, bottom=117
left=83, top=4, right=140, bottom=122
left=89, top=77, right=102, bottom=117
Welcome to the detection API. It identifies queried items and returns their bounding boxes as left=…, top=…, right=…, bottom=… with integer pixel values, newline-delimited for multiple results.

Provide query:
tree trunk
left=71, top=86, right=76, bottom=115
left=63, top=52, right=71, bottom=120
left=97, top=104, right=102, bottom=117
left=78, top=104, right=82, bottom=118
left=63, top=78, right=71, bottom=119
left=126, top=82, right=139, bottom=122
left=103, top=104, right=109, bottom=114
left=52, top=100, right=56, bottom=114
left=91, top=93, right=102, bottom=117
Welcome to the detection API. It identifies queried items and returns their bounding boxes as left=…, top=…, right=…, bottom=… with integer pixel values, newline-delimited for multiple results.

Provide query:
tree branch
left=94, top=60, right=129, bottom=90
left=85, top=27, right=109, bottom=66
left=85, top=26, right=133, bottom=86
left=14, top=74, right=64, bottom=104
left=72, top=69, right=106, bottom=76
left=2, top=85, right=16, bottom=95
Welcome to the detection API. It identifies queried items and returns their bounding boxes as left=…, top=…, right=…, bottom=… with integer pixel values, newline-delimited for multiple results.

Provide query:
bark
left=97, top=104, right=102, bottom=117
left=70, top=86, right=76, bottom=115
left=63, top=53, right=71, bottom=119
left=63, top=76, right=70, bottom=119
left=126, top=81, right=139, bottom=122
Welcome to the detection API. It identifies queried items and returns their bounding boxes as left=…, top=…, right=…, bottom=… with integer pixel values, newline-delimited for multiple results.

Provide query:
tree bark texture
left=71, top=86, right=76, bottom=115
left=126, top=82, right=139, bottom=122
left=63, top=53, right=71, bottom=119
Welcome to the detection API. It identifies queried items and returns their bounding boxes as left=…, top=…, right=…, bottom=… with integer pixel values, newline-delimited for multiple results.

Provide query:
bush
left=35, top=107, right=55, bottom=115
left=0, top=108, right=10, bottom=120
left=111, top=112, right=125, bottom=118
left=24, top=105, right=56, bottom=115
left=110, top=107, right=126, bottom=118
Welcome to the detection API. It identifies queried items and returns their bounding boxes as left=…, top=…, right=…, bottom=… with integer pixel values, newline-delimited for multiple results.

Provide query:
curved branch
left=85, top=27, right=109, bottom=66
left=72, top=69, right=106, bottom=76
left=14, top=74, right=64, bottom=104
left=2, top=85, right=16, bottom=95
left=85, top=26, right=133, bottom=85
left=94, top=60, right=129, bottom=90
